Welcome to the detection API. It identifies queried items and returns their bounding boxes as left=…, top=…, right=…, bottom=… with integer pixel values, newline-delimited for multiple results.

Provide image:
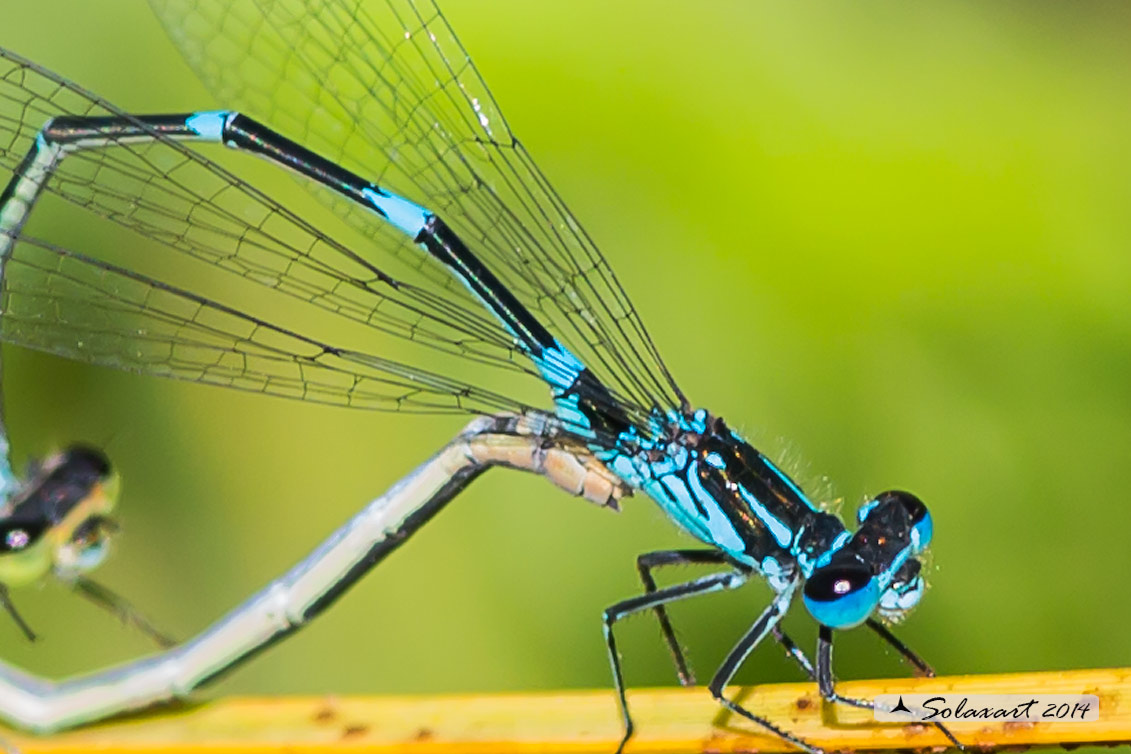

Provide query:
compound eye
left=883, top=490, right=932, bottom=550
left=803, top=560, right=879, bottom=629
left=858, top=490, right=933, bottom=551
left=62, top=445, right=112, bottom=481
left=71, top=539, right=110, bottom=572
left=0, top=519, right=47, bottom=553
left=881, top=489, right=927, bottom=522
left=55, top=515, right=117, bottom=577
left=0, top=517, right=53, bottom=588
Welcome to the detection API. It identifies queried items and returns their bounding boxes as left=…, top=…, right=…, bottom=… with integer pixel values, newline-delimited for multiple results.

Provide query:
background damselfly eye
left=0, top=519, right=47, bottom=552
left=60, top=445, right=113, bottom=487
left=54, top=515, right=117, bottom=577
left=0, top=517, right=54, bottom=588
left=68, top=539, right=110, bottom=573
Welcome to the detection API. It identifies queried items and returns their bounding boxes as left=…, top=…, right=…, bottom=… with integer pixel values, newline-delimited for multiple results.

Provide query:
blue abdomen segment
left=361, top=187, right=431, bottom=237
left=183, top=110, right=624, bottom=445
left=28, top=114, right=686, bottom=489
left=6, top=108, right=626, bottom=450
left=183, top=110, right=437, bottom=236
left=412, top=216, right=632, bottom=445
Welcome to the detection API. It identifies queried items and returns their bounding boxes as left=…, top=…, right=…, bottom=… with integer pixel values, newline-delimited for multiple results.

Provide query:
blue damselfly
left=2, top=1, right=1128, bottom=751
left=0, top=1, right=950, bottom=746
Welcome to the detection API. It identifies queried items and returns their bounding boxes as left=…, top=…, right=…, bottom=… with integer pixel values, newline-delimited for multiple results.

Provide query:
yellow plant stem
left=4, top=667, right=1128, bottom=753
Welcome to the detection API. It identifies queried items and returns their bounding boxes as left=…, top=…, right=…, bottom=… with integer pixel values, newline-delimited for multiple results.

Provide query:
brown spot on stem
left=1004, top=720, right=1035, bottom=733
left=341, top=724, right=370, bottom=739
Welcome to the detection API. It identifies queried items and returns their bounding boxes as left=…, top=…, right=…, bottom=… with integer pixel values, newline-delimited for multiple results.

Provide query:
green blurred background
left=2, top=0, right=1131, bottom=747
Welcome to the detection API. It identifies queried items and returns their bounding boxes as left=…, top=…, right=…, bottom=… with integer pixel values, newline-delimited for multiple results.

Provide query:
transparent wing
left=0, top=339, right=14, bottom=504
left=0, top=47, right=547, bottom=395
left=150, top=0, right=688, bottom=417
left=0, top=230, right=526, bottom=415
left=0, top=46, right=549, bottom=370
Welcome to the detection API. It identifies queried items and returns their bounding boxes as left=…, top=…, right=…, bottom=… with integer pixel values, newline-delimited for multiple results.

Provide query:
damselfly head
left=0, top=446, right=118, bottom=587
left=803, top=490, right=933, bottom=629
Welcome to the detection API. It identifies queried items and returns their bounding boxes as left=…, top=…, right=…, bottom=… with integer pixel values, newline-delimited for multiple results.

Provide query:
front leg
left=816, top=625, right=963, bottom=750
left=706, top=578, right=823, bottom=754
left=865, top=618, right=934, bottom=677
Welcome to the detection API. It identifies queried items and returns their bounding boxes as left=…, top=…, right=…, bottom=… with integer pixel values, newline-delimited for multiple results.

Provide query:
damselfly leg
left=603, top=567, right=750, bottom=753
left=635, top=548, right=817, bottom=684
left=864, top=618, right=935, bottom=677
left=69, top=577, right=176, bottom=649
left=705, top=581, right=811, bottom=753
left=614, top=560, right=826, bottom=754
left=817, top=625, right=963, bottom=750
left=0, top=587, right=33, bottom=643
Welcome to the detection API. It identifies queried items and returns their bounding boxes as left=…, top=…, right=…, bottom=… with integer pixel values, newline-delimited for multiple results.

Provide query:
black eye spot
left=62, top=445, right=112, bottom=483
left=5, top=529, right=29, bottom=550
left=875, top=490, right=927, bottom=526
left=0, top=518, right=47, bottom=552
left=804, top=561, right=872, bottom=603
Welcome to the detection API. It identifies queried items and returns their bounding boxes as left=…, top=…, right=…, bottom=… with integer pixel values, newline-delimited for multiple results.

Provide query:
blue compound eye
left=803, top=561, right=879, bottom=629
left=858, top=490, right=933, bottom=552
left=885, top=490, right=932, bottom=551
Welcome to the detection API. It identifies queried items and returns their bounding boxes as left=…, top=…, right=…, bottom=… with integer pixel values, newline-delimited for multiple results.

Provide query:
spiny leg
left=69, top=576, right=176, bottom=649
left=706, top=579, right=823, bottom=754
left=604, top=569, right=748, bottom=754
left=865, top=617, right=933, bottom=676
left=635, top=549, right=815, bottom=684
left=816, top=625, right=962, bottom=750
left=0, top=585, right=35, bottom=642
left=635, top=549, right=725, bottom=685
left=775, top=625, right=816, bottom=681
